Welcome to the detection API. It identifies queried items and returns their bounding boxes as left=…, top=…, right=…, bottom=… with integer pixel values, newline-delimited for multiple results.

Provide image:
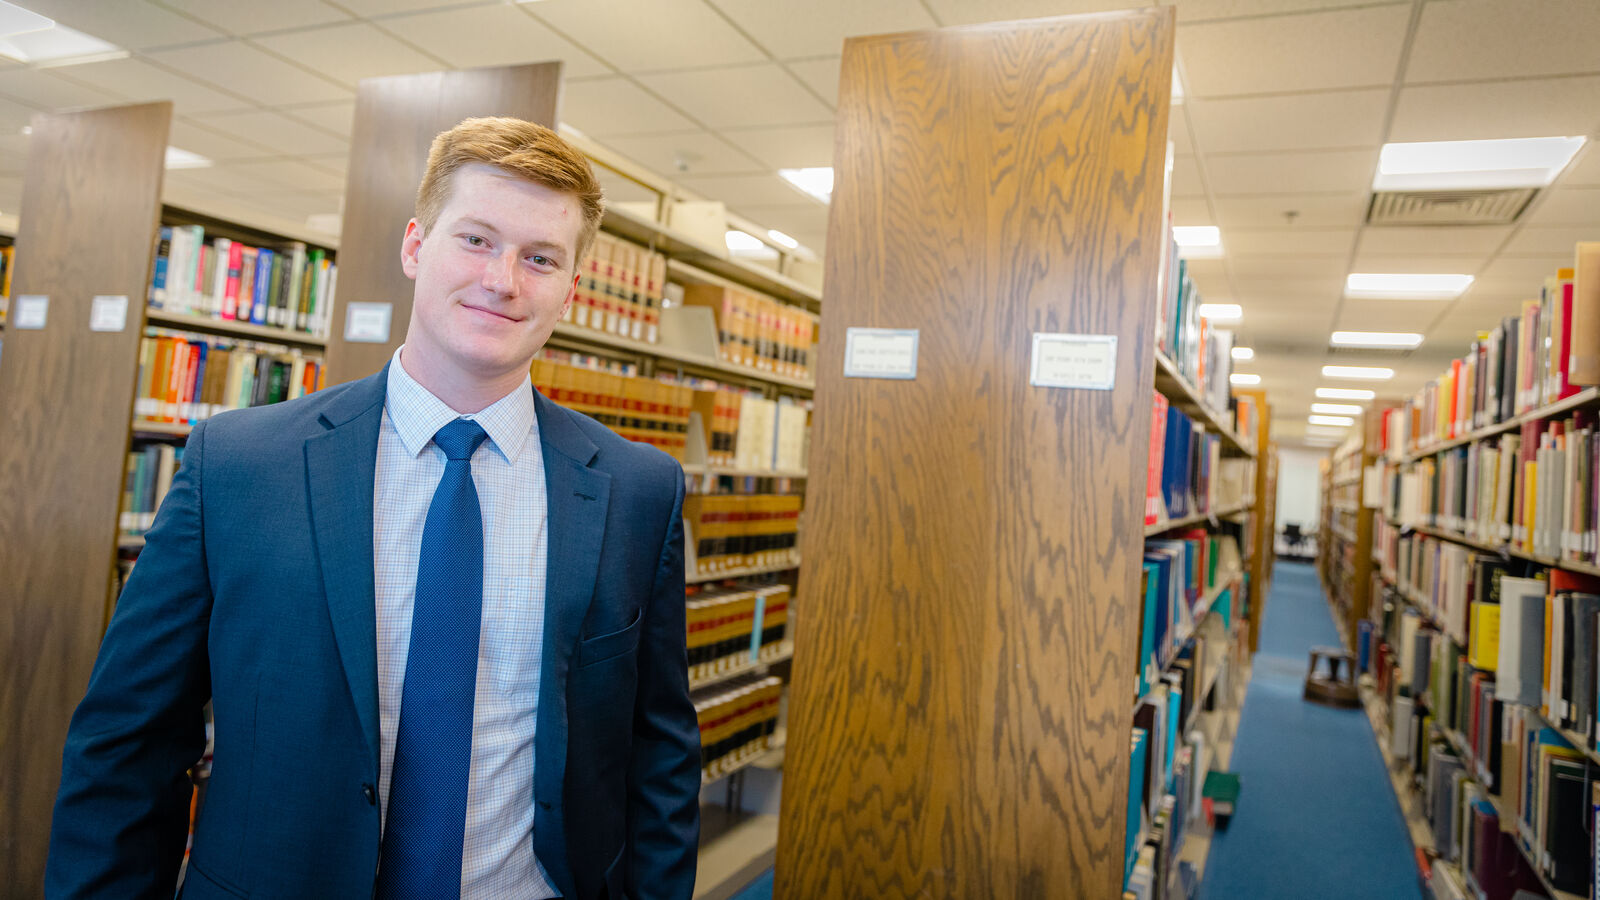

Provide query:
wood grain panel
left=324, top=63, right=563, bottom=385
left=775, top=11, right=1173, bottom=898
left=1233, top=386, right=1273, bottom=653
left=0, top=102, right=171, bottom=898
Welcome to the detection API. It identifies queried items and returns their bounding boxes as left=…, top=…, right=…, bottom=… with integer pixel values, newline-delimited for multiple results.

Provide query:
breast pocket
left=576, top=607, right=644, bottom=669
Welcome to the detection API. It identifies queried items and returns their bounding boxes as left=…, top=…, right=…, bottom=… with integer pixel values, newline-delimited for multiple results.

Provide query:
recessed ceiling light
left=766, top=229, right=798, bottom=249
left=1374, top=137, right=1586, bottom=191
left=1345, top=273, right=1473, bottom=300
left=1173, top=225, right=1223, bottom=259
left=164, top=147, right=212, bottom=170
left=1231, top=346, right=1254, bottom=360
left=1197, top=303, right=1241, bottom=321
left=1229, top=373, right=1260, bottom=385
left=1322, top=365, right=1393, bottom=380
left=1309, top=414, right=1355, bottom=427
left=1312, top=402, right=1362, bottom=415
left=0, top=20, right=125, bottom=66
left=778, top=167, right=832, bottom=204
left=1316, top=387, right=1375, bottom=400
left=1330, top=331, right=1424, bottom=349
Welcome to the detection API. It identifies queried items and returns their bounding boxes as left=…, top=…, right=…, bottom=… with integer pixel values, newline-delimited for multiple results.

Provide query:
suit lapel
left=304, top=368, right=388, bottom=775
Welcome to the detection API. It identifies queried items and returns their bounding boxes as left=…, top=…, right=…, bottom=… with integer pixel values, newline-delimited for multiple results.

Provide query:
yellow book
left=1523, top=460, right=1538, bottom=552
left=1468, top=602, right=1500, bottom=671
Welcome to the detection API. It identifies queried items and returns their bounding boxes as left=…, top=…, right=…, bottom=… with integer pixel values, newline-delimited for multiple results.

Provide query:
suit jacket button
left=363, top=784, right=376, bottom=806
left=538, top=800, right=552, bottom=811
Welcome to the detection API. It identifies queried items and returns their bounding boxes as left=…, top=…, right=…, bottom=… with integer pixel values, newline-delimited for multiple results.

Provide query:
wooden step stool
left=1303, top=646, right=1359, bottom=708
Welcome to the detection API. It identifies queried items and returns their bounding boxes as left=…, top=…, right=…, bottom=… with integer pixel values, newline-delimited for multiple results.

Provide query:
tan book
left=1572, top=242, right=1600, bottom=386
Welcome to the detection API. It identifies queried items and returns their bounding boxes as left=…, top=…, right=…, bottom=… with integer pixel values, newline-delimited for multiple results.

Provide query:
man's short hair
left=416, top=116, right=605, bottom=265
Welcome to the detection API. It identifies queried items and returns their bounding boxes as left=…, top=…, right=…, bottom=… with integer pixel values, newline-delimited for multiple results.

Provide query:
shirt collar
left=386, top=345, right=537, bottom=464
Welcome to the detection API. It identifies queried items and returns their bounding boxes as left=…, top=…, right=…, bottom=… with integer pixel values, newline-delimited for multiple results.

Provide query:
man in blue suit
left=47, top=117, right=700, bottom=899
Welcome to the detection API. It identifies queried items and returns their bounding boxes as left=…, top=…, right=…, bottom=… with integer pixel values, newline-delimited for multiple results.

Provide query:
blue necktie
left=377, top=418, right=490, bottom=900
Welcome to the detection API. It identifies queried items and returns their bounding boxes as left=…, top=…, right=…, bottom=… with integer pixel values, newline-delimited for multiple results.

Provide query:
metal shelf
left=1403, top=387, right=1600, bottom=463
left=689, top=644, right=794, bottom=692
left=145, top=308, right=327, bottom=349
left=686, top=558, right=800, bottom=585
left=1152, top=350, right=1254, bottom=458
left=1144, top=501, right=1252, bottom=537
left=548, top=321, right=815, bottom=392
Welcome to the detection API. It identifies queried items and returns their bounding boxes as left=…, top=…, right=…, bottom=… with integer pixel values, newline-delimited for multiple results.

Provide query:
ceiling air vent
left=1367, top=188, right=1538, bottom=226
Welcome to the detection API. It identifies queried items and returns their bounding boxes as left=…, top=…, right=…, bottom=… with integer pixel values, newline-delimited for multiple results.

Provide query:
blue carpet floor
left=1197, top=560, right=1421, bottom=900
left=718, top=561, right=1421, bottom=900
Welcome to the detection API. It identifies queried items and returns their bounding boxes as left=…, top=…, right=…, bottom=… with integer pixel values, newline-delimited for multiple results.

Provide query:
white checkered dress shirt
left=374, top=347, right=558, bottom=898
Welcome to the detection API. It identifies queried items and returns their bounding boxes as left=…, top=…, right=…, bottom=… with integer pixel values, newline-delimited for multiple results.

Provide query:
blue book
left=1138, top=561, right=1160, bottom=698
left=1127, top=728, right=1148, bottom=887
left=251, top=248, right=273, bottom=325
left=1164, top=687, right=1182, bottom=794
left=149, top=226, right=172, bottom=308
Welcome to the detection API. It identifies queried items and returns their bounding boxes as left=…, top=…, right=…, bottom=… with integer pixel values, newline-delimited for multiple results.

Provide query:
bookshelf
left=1317, top=406, right=1394, bottom=647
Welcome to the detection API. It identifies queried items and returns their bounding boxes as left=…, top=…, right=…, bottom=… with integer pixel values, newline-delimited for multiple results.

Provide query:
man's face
left=401, top=162, right=582, bottom=384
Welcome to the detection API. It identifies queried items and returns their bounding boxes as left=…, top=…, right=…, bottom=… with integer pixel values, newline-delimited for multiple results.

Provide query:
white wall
left=1275, top=447, right=1327, bottom=535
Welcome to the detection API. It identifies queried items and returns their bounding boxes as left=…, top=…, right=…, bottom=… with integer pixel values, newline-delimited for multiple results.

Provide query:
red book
left=1552, top=270, right=1578, bottom=401
left=1145, top=392, right=1168, bottom=525
left=1448, top=358, right=1463, bottom=439
left=220, top=241, right=244, bottom=320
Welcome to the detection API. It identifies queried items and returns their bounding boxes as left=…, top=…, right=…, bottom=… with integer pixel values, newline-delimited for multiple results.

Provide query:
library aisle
left=1199, top=561, right=1419, bottom=900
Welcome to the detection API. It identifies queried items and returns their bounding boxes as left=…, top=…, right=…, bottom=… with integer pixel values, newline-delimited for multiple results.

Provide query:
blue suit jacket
left=47, top=365, right=700, bottom=899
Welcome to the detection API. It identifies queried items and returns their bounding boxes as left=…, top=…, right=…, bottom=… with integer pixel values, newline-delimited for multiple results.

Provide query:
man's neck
left=397, top=346, right=527, bottom=414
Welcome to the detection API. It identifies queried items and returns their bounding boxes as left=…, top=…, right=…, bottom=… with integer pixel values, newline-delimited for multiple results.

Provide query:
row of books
left=691, top=388, right=809, bottom=472
left=682, top=493, right=802, bottom=576
left=149, top=226, right=335, bottom=336
left=1377, top=600, right=1596, bottom=897
left=132, top=329, right=326, bottom=426
left=1124, top=710, right=1197, bottom=900
left=1153, top=224, right=1237, bottom=421
left=1383, top=407, right=1599, bottom=563
left=1381, top=243, right=1600, bottom=455
left=693, top=673, right=782, bottom=779
left=566, top=231, right=667, bottom=344
left=119, top=443, right=184, bottom=535
left=1145, top=395, right=1223, bottom=525
left=529, top=354, right=693, bottom=461
left=1136, top=533, right=1238, bottom=701
left=681, top=283, right=817, bottom=380
left=685, top=581, right=790, bottom=681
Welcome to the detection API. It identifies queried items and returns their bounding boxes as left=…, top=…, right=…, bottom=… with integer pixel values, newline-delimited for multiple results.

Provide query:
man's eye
left=530, top=255, right=552, bottom=267
left=465, top=235, right=486, bottom=247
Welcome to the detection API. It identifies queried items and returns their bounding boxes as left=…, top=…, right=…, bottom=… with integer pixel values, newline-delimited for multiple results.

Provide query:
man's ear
left=400, top=219, right=424, bottom=280
left=561, top=272, right=578, bottom=320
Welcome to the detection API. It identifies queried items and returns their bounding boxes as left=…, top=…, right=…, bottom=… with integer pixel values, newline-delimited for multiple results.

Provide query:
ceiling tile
left=529, top=0, right=766, bottom=73
left=279, top=101, right=356, bottom=138
left=1475, top=254, right=1571, bottom=284
left=1178, top=5, right=1410, bottom=98
left=0, top=68, right=120, bottom=111
left=0, top=94, right=40, bottom=133
left=168, top=119, right=276, bottom=162
left=1169, top=194, right=1212, bottom=225
left=637, top=65, right=834, bottom=130
left=217, top=159, right=345, bottom=193
left=303, top=153, right=347, bottom=177
left=1354, top=226, right=1511, bottom=257
left=163, top=164, right=282, bottom=197
left=1171, top=155, right=1204, bottom=197
left=1225, top=227, right=1355, bottom=256
left=1335, top=297, right=1445, bottom=332
left=1406, top=0, right=1600, bottom=83
left=676, top=173, right=816, bottom=208
left=1187, top=89, right=1386, bottom=154
left=15, top=0, right=224, bottom=50
left=926, top=0, right=1144, bottom=26
left=785, top=57, right=841, bottom=107
left=560, top=78, right=699, bottom=137
left=1207, top=148, right=1377, bottom=195
left=1235, top=305, right=1337, bottom=343
left=156, top=0, right=352, bottom=36
left=1448, top=291, right=1538, bottom=326
left=1214, top=193, right=1367, bottom=229
left=1524, top=186, right=1600, bottom=226
left=1561, top=147, right=1600, bottom=187
left=1167, top=104, right=1193, bottom=156
left=730, top=203, right=830, bottom=237
left=1389, top=76, right=1600, bottom=143
left=1166, top=0, right=1394, bottom=23
left=148, top=41, right=352, bottom=106
left=720, top=123, right=835, bottom=169
left=1232, top=256, right=1348, bottom=278
left=378, top=5, right=610, bottom=79
left=1347, top=254, right=1489, bottom=275
left=599, top=130, right=763, bottom=179
left=190, top=109, right=347, bottom=156
left=53, top=57, right=254, bottom=115
left=706, top=0, right=936, bottom=59
left=1501, top=225, right=1591, bottom=257
left=594, top=166, right=660, bottom=205
left=252, top=23, right=445, bottom=87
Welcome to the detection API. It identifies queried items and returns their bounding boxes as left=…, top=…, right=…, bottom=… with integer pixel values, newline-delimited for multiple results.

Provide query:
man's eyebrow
left=451, top=216, right=568, bottom=256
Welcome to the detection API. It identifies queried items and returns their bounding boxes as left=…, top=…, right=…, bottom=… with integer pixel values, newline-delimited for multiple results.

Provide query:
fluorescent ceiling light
left=1173, top=225, right=1222, bottom=259
left=1330, top=331, right=1424, bottom=349
left=1197, top=303, right=1241, bottom=321
left=1374, top=137, right=1586, bottom=191
left=1312, top=402, right=1363, bottom=415
left=766, top=229, right=798, bottom=249
left=1345, top=273, right=1473, bottom=300
left=1309, top=414, right=1355, bottom=427
left=1322, top=365, right=1393, bottom=380
left=1231, top=346, right=1254, bottom=361
left=0, top=21, right=125, bottom=66
left=1316, top=387, right=1374, bottom=401
left=1171, top=71, right=1184, bottom=104
left=164, top=147, right=212, bottom=170
left=724, top=230, right=763, bottom=251
left=1229, top=373, right=1260, bottom=385
left=0, top=2, right=52, bottom=39
left=778, top=167, right=832, bottom=204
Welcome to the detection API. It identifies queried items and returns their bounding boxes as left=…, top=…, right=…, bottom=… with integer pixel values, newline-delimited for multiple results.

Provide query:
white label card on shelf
left=14, top=294, right=47, bottom=329
left=843, top=327, right=919, bottom=380
left=1030, top=333, right=1116, bottom=390
left=89, top=295, right=129, bottom=332
left=344, top=302, right=392, bottom=343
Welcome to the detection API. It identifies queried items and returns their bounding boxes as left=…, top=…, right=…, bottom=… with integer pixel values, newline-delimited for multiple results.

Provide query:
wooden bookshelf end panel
left=777, top=10, right=1174, bottom=899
